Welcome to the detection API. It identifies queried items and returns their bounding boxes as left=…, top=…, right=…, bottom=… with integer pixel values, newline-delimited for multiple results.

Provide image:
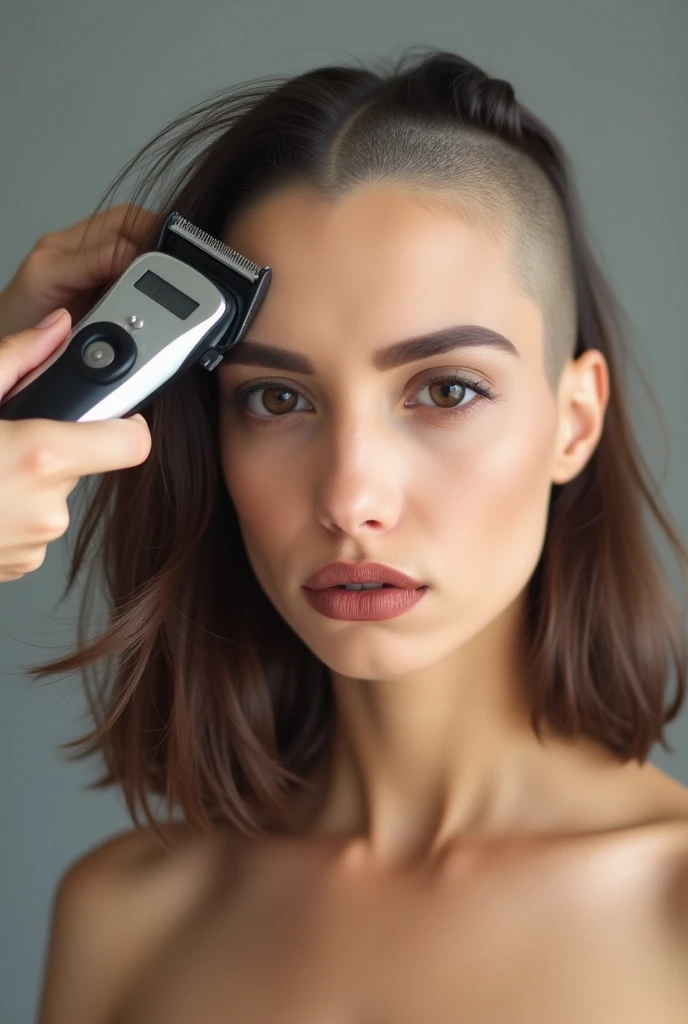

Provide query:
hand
left=0, top=203, right=160, bottom=336
left=0, top=311, right=152, bottom=582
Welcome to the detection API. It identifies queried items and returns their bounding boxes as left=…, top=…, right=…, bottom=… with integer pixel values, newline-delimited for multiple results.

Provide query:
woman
left=2, top=48, right=688, bottom=1023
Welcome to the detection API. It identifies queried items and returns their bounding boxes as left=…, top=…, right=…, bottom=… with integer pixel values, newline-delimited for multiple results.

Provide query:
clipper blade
left=169, top=214, right=261, bottom=282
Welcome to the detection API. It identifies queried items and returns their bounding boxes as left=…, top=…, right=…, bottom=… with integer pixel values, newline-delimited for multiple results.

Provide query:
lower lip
left=302, top=585, right=428, bottom=621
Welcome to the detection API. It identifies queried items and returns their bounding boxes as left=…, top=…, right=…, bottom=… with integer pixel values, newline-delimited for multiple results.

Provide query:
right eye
left=231, top=380, right=313, bottom=419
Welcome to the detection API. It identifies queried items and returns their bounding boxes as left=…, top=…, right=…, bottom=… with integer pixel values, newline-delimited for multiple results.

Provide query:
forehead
left=223, top=185, right=542, bottom=360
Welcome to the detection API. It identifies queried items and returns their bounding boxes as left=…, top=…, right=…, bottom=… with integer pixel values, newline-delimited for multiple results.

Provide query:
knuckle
left=13, top=549, right=47, bottom=574
left=24, top=549, right=48, bottom=572
left=21, top=440, right=65, bottom=479
left=17, top=246, right=50, bottom=282
left=33, top=232, right=57, bottom=251
left=0, top=328, right=21, bottom=348
left=38, top=508, right=70, bottom=539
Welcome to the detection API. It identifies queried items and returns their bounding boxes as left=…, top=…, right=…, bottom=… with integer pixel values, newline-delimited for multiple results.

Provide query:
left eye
left=232, top=373, right=493, bottom=418
left=411, top=375, right=477, bottom=410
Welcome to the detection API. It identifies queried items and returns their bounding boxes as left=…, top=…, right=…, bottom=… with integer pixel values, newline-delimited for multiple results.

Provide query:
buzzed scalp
left=316, top=112, right=577, bottom=386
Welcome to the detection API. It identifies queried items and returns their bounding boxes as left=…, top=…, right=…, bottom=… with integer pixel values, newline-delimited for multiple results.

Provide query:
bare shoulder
left=54, top=818, right=224, bottom=948
left=58, top=820, right=209, bottom=883
left=51, top=819, right=218, bottom=924
left=37, top=822, right=224, bottom=1024
left=641, top=769, right=688, bottom=972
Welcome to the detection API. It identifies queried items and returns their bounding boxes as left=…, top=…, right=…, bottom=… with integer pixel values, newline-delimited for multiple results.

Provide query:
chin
left=296, top=626, right=454, bottom=682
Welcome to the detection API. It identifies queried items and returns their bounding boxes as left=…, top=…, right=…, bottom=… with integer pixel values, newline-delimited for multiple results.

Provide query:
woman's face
left=216, top=185, right=573, bottom=680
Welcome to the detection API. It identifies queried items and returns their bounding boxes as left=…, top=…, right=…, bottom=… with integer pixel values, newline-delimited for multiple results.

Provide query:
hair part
left=27, top=48, right=687, bottom=848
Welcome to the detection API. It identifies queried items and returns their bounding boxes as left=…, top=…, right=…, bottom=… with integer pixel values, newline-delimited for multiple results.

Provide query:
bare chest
left=115, top=833, right=686, bottom=1024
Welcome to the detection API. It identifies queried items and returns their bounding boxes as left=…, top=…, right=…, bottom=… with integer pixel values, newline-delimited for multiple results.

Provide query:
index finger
left=19, top=415, right=152, bottom=481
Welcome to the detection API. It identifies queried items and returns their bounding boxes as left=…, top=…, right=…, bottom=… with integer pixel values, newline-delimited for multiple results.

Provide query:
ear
left=550, top=349, right=610, bottom=485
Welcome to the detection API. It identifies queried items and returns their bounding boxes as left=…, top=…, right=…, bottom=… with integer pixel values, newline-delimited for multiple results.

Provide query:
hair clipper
left=0, top=212, right=272, bottom=422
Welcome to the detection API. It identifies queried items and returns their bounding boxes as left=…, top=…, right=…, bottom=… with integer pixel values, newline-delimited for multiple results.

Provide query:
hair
left=27, top=47, right=687, bottom=848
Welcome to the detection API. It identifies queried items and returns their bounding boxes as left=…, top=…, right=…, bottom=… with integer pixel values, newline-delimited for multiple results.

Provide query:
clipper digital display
left=133, top=269, right=201, bottom=320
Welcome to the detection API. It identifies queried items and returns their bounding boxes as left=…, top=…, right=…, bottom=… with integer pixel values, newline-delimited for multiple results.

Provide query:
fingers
left=52, top=238, right=142, bottom=292
left=23, top=238, right=141, bottom=302
left=0, top=206, right=158, bottom=584
left=0, top=403, right=151, bottom=584
left=0, top=310, right=72, bottom=400
left=10, top=415, right=152, bottom=482
left=1, top=204, right=161, bottom=338
left=0, top=315, right=152, bottom=481
left=37, top=203, right=160, bottom=253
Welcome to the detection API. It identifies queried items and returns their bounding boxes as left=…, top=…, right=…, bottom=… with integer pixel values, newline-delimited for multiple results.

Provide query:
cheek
left=425, top=406, right=556, bottom=600
left=218, top=425, right=303, bottom=558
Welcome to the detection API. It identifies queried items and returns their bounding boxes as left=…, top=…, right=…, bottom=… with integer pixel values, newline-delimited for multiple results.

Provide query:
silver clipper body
left=0, top=212, right=272, bottom=422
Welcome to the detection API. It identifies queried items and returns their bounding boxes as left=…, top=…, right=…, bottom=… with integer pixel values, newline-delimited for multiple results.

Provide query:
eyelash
left=229, top=372, right=497, bottom=425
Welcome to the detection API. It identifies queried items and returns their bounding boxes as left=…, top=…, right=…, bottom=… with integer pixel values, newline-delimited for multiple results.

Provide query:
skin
left=37, top=184, right=688, bottom=1024
left=215, top=182, right=623, bottom=865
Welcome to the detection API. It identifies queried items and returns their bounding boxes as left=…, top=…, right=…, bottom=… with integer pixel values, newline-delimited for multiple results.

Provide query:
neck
left=286, top=596, right=626, bottom=867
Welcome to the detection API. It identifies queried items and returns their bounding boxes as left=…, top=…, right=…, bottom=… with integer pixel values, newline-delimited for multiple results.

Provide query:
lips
left=303, top=561, right=425, bottom=591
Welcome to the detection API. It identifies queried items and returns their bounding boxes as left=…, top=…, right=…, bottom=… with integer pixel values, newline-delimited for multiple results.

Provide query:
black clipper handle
left=0, top=322, right=138, bottom=422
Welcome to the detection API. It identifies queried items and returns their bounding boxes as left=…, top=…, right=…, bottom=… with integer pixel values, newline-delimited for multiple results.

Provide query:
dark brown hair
left=28, top=47, right=688, bottom=846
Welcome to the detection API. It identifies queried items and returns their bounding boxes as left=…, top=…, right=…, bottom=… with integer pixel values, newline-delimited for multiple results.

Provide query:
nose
left=313, top=416, right=405, bottom=539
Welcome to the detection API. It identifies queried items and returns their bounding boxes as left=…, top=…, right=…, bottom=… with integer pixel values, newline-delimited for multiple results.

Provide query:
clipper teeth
left=170, top=215, right=261, bottom=281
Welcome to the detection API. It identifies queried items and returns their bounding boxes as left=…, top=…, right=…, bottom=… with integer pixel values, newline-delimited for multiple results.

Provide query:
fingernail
left=36, top=308, right=66, bottom=329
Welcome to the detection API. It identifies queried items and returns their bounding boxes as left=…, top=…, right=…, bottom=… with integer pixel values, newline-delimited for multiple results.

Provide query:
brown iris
left=428, top=380, right=465, bottom=408
left=260, top=387, right=299, bottom=414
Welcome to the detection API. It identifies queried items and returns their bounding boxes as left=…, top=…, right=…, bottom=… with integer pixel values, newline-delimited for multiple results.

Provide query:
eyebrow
left=222, top=324, right=520, bottom=374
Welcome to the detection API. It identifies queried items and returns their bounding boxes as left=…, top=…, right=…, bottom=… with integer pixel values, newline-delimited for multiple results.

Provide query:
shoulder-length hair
left=28, top=47, right=687, bottom=846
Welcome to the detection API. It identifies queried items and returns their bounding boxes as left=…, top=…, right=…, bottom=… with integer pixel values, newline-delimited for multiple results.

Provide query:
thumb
left=0, top=309, right=72, bottom=401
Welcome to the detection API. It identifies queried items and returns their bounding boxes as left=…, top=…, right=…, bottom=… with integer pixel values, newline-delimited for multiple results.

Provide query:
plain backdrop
left=1, top=0, right=686, bottom=1019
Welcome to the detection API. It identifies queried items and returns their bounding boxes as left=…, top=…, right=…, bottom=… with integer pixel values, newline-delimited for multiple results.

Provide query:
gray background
left=1, top=0, right=686, bottom=1020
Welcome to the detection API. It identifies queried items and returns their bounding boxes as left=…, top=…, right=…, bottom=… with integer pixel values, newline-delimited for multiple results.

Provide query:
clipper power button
left=69, top=321, right=136, bottom=382
left=82, top=340, right=116, bottom=369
